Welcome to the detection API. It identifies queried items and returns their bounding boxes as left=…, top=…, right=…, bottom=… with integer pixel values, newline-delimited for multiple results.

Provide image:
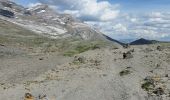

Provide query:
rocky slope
left=0, top=0, right=116, bottom=42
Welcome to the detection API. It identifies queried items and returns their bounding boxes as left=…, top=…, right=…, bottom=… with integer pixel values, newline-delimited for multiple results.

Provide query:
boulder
left=73, top=56, right=86, bottom=64
left=123, top=52, right=133, bottom=59
left=24, top=93, right=34, bottom=100
left=153, top=87, right=165, bottom=96
left=157, top=46, right=163, bottom=51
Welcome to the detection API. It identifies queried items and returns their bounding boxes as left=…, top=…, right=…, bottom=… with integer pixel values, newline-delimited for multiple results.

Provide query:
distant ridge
left=130, top=38, right=159, bottom=45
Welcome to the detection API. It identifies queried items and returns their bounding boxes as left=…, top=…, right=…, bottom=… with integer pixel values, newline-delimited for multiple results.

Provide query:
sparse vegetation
left=141, top=81, right=154, bottom=91
left=119, top=69, right=131, bottom=76
left=63, top=41, right=106, bottom=57
left=141, top=76, right=168, bottom=96
left=0, top=19, right=113, bottom=56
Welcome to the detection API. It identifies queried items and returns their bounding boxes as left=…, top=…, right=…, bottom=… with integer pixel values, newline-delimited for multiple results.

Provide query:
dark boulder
left=123, top=52, right=133, bottom=59
left=157, top=46, right=163, bottom=51
left=153, top=87, right=165, bottom=96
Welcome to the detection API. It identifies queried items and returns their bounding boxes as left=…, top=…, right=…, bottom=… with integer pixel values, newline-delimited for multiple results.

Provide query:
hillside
left=130, top=38, right=159, bottom=45
left=0, top=0, right=121, bottom=43
left=0, top=0, right=122, bottom=57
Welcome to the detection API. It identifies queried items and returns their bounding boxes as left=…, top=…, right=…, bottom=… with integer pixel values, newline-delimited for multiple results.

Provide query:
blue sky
left=110, top=0, right=170, bottom=13
left=14, top=0, right=170, bottom=12
left=13, top=0, right=170, bottom=41
left=13, top=0, right=37, bottom=7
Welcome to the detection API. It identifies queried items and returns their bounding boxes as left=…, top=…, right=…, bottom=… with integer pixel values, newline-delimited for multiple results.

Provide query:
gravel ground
left=0, top=44, right=170, bottom=100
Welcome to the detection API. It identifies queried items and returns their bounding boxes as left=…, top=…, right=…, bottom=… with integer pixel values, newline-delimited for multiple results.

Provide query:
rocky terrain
left=0, top=42, right=170, bottom=100
left=0, top=0, right=170, bottom=100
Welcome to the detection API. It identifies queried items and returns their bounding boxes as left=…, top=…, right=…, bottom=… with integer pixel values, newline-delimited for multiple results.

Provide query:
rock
left=39, top=57, right=44, bottom=60
left=156, top=64, right=160, bottom=68
left=73, top=56, right=86, bottom=63
left=126, top=67, right=132, bottom=69
left=157, top=46, right=163, bottom=51
left=94, top=60, right=101, bottom=66
left=119, top=69, right=131, bottom=76
left=165, top=74, right=168, bottom=77
left=149, top=70, right=153, bottom=73
left=0, top=44, right=5, bottom=46
left=38, top=94, right=47, bottom=99
left=24, top=93, right=34, bottom=100
left=123, top=52, right=133, bottom=59
left=153, top=87, right=165, bottom=96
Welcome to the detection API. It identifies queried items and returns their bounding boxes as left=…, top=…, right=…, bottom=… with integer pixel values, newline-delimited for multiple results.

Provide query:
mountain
left=0, top=0, right=123, bottom=58
left=0, top=0, right=121, bottom=45
left=130, top=38, right=159, bottom=45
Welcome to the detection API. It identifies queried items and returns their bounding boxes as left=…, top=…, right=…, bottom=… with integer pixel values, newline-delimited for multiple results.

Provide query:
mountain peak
left=130, top=38, right=159, bottom=45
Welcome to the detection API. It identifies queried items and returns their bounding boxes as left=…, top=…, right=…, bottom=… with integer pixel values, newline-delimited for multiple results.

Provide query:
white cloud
left=28, top=2, right=42, bottom=8
left=130, top=18, right=137, bottom=22
left=113, top=23, right=127, bottom=32
left=63, top=10, right=80, bottom=17
left=87, top=12, right=170, bottom=40
left=38, top=0, right=119, bottom=21
left=149, top=12, right=163, bottom=18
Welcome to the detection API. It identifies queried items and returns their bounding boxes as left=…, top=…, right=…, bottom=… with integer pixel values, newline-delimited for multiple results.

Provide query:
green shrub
left=63, top=41, right=104, bottom=57
left=141, top=81, right=154, bottom=91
